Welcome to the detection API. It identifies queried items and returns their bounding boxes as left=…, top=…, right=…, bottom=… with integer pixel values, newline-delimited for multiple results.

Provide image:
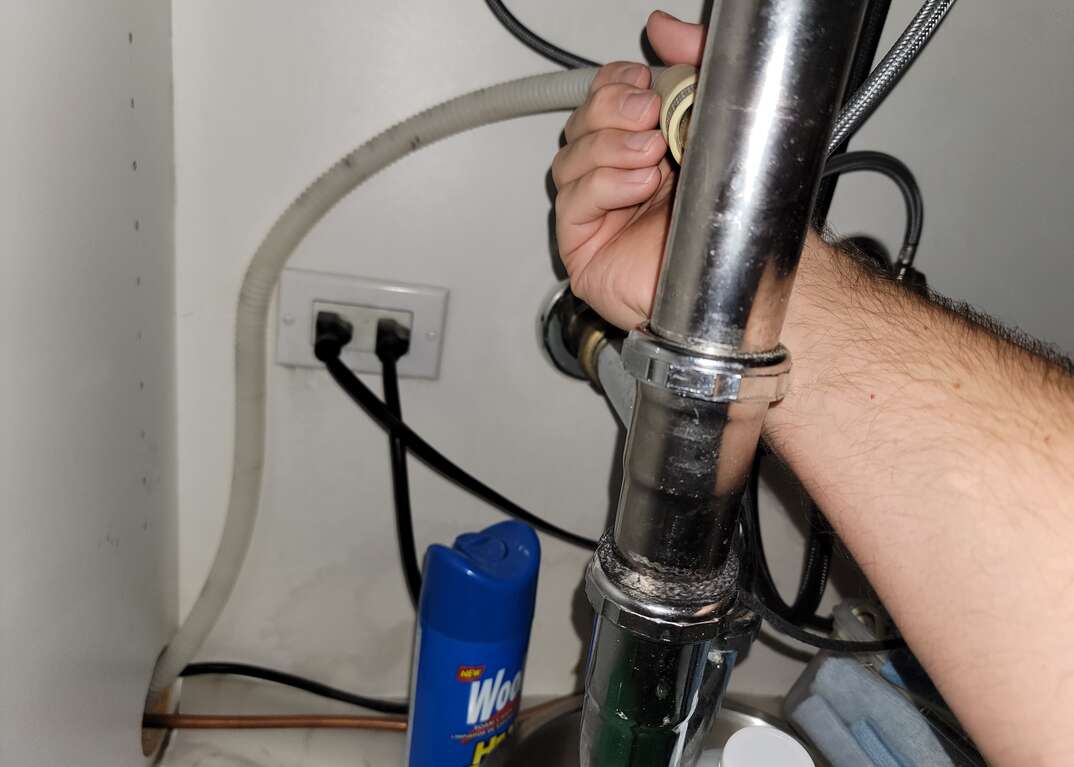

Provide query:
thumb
left=646, top=10, right=706, bottom=65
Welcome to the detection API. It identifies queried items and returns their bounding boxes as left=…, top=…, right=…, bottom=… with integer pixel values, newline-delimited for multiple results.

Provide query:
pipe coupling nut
left=622, top=326, right=790, bottom=403
left=585, top=534, right=741, bottom=643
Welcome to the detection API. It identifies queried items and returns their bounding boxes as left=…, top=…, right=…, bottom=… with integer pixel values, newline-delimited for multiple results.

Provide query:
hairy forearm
left=765, top=235, right=1074, bottom=766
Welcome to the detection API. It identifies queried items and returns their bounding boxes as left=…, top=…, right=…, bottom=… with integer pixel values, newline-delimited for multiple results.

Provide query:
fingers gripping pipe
left=580, top=2, right=867, bottom=766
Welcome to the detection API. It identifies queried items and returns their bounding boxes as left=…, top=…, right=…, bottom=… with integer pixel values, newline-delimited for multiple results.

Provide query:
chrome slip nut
left=621, top=326, right=791, bottom=403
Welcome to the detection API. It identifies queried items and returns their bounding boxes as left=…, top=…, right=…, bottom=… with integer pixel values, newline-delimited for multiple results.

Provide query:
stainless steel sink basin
left=489, top=695, right=817, bottom=767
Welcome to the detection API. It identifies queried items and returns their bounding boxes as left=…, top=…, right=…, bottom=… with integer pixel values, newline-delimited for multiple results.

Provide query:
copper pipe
left=142, top=694, right=582, bottom=732
left=143, top=714, right=406, bottom=732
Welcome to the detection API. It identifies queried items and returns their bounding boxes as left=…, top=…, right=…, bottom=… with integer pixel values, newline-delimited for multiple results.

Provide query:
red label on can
left=456, top=665, right=485, bottom=682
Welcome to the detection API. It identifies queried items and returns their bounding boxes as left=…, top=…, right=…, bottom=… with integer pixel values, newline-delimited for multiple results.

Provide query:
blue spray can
left=405, top=521, right=540, bottom=767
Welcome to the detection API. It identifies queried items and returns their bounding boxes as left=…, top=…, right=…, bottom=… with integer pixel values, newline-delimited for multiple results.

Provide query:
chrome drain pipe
left=580, top=2, right=867, bottom=764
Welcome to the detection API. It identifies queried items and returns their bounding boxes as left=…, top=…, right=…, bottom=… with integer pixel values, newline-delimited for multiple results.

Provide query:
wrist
left=777, top=233, right=857, bottom=393
left=765, top=232, right=912, bottom=449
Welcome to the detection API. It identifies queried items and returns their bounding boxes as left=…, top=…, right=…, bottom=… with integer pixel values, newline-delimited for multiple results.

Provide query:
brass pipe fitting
left=576, top=324, right=609, bottom=390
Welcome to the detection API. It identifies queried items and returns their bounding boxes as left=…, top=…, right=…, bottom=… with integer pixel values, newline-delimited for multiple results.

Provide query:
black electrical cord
left=375, top=319, right=423, bottom=608
left=314, top=312, right=599, bottom=551
left=178, top=316, right=588, bottom=721
left=180, top=662, right=409, bottom=715
left=743, top=452, right=835, bottom=634
left=484, top=0, right=598, bottom=69
left=788, top=507, right=835, bottom=626
left=737, top=591, right=907, bottom=653
left=822, top=150, right=924, bottom=268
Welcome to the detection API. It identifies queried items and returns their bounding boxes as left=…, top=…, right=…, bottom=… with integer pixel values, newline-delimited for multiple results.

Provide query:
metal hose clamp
left=621, top=326, right=791, bottom=403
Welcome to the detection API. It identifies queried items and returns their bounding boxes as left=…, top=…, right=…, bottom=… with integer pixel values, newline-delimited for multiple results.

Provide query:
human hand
left=552, top=11, right=705, bottom=329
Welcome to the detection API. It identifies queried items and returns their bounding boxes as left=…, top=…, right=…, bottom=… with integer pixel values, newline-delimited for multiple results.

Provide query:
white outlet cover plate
left=277, top=268, right=448, bottom=379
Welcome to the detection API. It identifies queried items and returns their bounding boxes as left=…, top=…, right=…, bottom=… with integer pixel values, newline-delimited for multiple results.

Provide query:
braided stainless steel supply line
left=828, top=0, right=958, bottom=153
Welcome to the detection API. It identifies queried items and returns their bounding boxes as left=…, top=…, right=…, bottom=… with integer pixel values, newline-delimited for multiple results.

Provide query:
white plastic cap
left=720, top=726, right=814, bottom=767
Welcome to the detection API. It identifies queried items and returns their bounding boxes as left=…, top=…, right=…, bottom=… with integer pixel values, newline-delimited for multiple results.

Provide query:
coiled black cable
left=484, top=0, right=598, bottom=69
left=822, top=150, right=924, bottom=269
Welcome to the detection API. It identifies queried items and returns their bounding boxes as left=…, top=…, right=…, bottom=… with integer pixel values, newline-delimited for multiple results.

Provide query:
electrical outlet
left=277, top=268, right=448, bottom=378
left=313, top=301, right=413, bottom=354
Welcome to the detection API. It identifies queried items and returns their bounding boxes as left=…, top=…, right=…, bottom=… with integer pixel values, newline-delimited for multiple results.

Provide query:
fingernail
left=625, top=130, right=660, bottom=151
left=623, top=167, right=658, bottom=184
left=621, top=91, right=657, bottom=120
left=620, top=64, right=647, bottom=86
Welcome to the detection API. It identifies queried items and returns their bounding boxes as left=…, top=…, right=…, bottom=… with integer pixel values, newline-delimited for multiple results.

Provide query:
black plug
left=314, top=311, right=354, bottom=362
left=374, top=318, right=411, bottom=365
